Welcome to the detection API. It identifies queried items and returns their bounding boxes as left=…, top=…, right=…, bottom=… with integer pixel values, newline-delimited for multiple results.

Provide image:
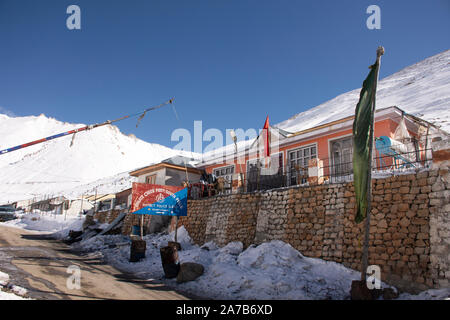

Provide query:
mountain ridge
left=0, top=113, right=192, bottom=203
left=277, top=49, right=450, bottom=133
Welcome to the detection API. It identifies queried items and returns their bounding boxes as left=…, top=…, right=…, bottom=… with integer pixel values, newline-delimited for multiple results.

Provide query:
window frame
left=328, top=134, right=354, bottom=180
left=212, top=165, right=235, bottom=194
left=145, top=174, right=157, bottom=185
left=286, top=143, right=318, bottom=185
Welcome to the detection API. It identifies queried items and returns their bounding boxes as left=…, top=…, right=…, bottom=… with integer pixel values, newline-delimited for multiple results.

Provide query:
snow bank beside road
left=0, top=290, right=30, bottom=300
left=0, top=271, right=32, bottom=300
left=0, top=211, right=83, bottom=237
left=72, top=227, right=450, bottom=300
left=72, top=227, right=367, bottom=300
left=398, top=289, right=450, bottom=300
left=3, top=214, right=448, bottom=300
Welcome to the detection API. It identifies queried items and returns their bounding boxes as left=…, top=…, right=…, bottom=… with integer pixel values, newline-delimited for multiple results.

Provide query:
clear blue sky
left=0, top=0, right=449, bottom=148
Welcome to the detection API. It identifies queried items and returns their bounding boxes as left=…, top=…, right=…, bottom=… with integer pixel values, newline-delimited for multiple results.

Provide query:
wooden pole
left=79, top=194, right=84, bottom=219
left=234, top=142, right=245, bottom=193
left=257, top=152, right=261, bottom=191
left=424, top=125, right=430, bottom=167
left=94, top=188, right=98, bottom=215
left=360, top=46, right=384, bottom=282
left=176, top=158, right=190, bottom=243
left=140, top=215, right=144, bottom=240
left=174, top=216, right=179, bottom=243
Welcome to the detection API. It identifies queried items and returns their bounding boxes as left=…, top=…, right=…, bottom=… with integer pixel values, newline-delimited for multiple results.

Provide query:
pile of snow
left=0, top=114, right=197, bottom=204
left=0, top=271, right=31, bottom=300
left=71, top=227, right=378, bottom=300
left=398, top=289, right=450, bottom=300
left=1, top=211, right=82, bottom=237
left=0, top=290, right=30, bottom=300
left=0, top=271, right=9, bottom=287
left=69, top=226, right=449, bottom=300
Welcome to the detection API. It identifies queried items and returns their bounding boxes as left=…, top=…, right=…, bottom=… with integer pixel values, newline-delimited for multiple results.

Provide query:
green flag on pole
left=353, top=59, right=380, bottom=224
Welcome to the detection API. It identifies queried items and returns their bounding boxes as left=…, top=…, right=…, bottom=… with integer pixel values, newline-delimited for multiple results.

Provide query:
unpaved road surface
left=0, top=225, right=188, bottom=300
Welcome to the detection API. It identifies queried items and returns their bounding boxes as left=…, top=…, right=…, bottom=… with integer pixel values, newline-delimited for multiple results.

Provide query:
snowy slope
left=0, top=114, right=193, bottom=203
left=61, top=171, right=136, bottom=200
left=200, top=50, right=450, bottom=163
left=277, top=49, right=450, bottom=133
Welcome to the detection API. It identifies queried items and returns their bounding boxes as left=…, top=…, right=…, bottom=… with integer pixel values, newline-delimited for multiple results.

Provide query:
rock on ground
left=176, top=262, right=204, bottom=283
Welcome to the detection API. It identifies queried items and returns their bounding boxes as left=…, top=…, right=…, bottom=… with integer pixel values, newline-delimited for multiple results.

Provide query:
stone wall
left=429, top=168, right=450, bottom=289
left=94, top=209, right=122, bottom=224
left=122, top=213, right=152, bottom=235
left=166, top=168, right=449, bottom=293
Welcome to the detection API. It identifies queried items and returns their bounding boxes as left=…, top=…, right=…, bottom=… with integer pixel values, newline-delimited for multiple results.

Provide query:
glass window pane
left=311, top=146, right=316, bottom=156
left=289, top=151, right=295, bottom=160
left=343, top=139, right=351, bottom=148
left=304, top=148, right=310, bottom=157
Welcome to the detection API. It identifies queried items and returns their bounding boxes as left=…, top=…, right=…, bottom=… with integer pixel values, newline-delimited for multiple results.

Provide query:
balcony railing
left=187, top=148, right=433, bottom=198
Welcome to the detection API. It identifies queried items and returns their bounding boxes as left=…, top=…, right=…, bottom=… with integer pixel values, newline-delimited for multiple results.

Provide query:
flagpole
left=360, top=46, right=384, bottom=282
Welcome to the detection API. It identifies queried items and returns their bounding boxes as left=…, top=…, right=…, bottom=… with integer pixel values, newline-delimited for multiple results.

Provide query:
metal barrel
left=160, top=245, right=180, bottom=278
left=129, top=239, right=146, bottom=262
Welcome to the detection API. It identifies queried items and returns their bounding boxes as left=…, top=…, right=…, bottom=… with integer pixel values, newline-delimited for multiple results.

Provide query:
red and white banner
left=131, top=182, right=186, bottom=215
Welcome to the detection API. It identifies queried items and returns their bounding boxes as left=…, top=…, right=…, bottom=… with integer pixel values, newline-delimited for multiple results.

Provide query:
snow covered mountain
left=1, top=49, right=449, bottom=204
left=277, top=49, right=450, bottom=133
left=0, top=114, right=193, bottom=203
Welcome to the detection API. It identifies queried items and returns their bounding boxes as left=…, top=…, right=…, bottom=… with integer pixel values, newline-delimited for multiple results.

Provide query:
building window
left=330, top=137, right=353, bottom=181
left=213, top=165, right=234, bottom=193
left=145, top=174, right=157, bottom=184
left=288, top=145, right=317, bottom=185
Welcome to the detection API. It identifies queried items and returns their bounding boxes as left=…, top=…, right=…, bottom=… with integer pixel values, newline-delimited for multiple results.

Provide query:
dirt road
left=0, top=225, right=188, bottom=300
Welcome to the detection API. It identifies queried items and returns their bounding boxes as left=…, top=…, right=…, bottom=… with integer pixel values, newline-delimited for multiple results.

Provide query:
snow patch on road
left=0, top=290, right=30, bottom=300
left=0, top=271, right=32, bottom=300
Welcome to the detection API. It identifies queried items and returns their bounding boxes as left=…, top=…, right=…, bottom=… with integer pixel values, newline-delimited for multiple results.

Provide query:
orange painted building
left=197, top=106, right=429, bottom=192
